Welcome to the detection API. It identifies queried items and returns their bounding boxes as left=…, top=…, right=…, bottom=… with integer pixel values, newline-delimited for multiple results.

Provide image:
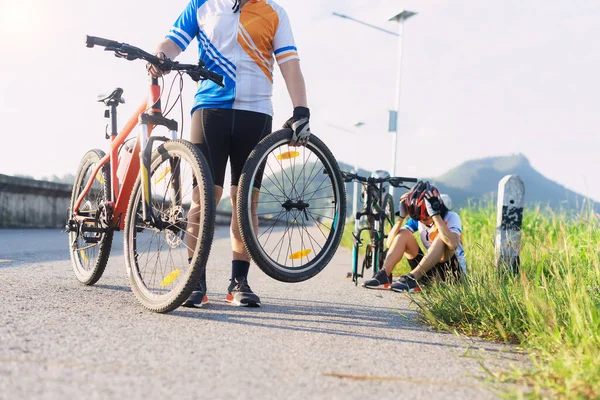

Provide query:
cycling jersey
left=402, top=212, right=467, bottom=275
left=166, top=0, right=299, bottom=116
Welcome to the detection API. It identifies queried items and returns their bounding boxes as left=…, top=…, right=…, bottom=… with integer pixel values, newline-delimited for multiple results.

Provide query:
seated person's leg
left=410, top=236, right=451, bottom=281
left=383, top=229, right=420, bottom=275
left=363, top=229, right=419, bottom=289
left=391, top=236, right=452, bottom=292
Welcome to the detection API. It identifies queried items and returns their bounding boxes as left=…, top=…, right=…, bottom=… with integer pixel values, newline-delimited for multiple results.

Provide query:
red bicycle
left=66, top=36, right=223, bottom=312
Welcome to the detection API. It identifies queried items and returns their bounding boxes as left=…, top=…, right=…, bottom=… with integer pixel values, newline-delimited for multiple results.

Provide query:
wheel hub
left=281, top=200, right=309, bottom=212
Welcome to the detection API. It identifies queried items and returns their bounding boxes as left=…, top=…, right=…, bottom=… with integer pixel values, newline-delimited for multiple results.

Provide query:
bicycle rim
left=68, top=149, right=113, bottom=285
left=239, top=130, right=346, bottom=282
left=124, top=140, right=214, bottom=312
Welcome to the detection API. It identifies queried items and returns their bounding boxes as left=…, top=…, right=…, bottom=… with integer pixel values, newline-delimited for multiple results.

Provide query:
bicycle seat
left=97, top=88, right=125, bottom=106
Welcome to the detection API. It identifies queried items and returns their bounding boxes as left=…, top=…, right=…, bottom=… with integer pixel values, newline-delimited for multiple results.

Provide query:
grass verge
left=340, top=205, right=600, bottom=398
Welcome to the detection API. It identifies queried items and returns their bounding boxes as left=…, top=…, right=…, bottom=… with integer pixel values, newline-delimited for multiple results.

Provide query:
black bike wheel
left=237, top=129, right=346, bottom=283
left=123, top=140, right=215, bottom=313
left=68, top=149, right=114, bottom=285
left=378, top=194, right=395, bottom=270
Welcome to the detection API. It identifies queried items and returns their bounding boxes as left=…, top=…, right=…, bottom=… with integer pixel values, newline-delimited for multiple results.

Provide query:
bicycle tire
left=378, top=193, right=395, bottom=270
left=68, top=149, right=114, bottom=285
left=123, top=140, right=215, bottom=313
left=237, top=129, right=346, bottom=283
left=351, top=240, right=360, bottom=286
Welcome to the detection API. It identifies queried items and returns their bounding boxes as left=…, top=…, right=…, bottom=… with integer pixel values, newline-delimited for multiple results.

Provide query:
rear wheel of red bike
left=67, top=149, right=114, bottom=285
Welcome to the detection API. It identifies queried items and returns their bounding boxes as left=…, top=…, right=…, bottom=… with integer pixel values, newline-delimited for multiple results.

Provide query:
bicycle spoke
left=301, top=184, right=333, bottom=199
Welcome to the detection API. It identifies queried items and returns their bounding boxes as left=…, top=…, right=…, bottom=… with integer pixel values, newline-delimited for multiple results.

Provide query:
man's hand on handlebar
left=147, top=52, right=170, bottom=78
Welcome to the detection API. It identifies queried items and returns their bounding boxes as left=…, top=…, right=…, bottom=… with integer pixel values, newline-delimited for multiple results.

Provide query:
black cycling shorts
left=407, top=248, right=461, bottom=283
left=191, top=108, right=272, bottom=188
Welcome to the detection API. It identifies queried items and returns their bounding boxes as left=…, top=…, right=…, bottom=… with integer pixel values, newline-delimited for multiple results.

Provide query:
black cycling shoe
left=362, top=269, right=392, bottom=289
left=226, top=276, right=261, bottom=307
left=182, top=281, right=208, bottom=308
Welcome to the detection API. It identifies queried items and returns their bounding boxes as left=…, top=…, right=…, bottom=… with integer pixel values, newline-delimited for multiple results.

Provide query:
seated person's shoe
left=362, top=269, right=392, bottom=289
left=391, top=274, right=421, bottom=293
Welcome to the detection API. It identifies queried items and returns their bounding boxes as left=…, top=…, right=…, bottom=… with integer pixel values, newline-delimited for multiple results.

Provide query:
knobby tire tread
left=237, top=129, right=346, bottom=283
left=69, top=149, right=114, bottom=285
left=123, top=140, right=215, bottom=313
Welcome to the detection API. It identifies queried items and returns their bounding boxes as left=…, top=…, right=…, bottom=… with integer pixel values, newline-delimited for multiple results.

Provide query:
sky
left=1, top=0, right=599, bottom=201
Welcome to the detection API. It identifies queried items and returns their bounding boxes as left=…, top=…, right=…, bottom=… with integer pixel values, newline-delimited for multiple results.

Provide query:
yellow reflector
left=160, top=269, right=181, bottom=287
left=277, top=151, right=300, bottom=160
left=95, top=173, right=105, bottom=185
left=80, top=250, right=88, bottom=263
left=154, top=166, right=171, bottom=184
left=289, top=249, right=312, bottom=260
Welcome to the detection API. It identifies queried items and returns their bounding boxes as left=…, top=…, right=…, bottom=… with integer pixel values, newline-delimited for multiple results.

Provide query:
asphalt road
left=0, top=228, right=526, bottom=399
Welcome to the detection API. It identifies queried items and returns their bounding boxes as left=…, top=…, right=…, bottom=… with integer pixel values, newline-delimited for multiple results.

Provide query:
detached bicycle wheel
left=68, top=149, right=113, bottom=285
left=124, top=140, right=215, bottom=313
left=237, top=129, right=346, bottom=283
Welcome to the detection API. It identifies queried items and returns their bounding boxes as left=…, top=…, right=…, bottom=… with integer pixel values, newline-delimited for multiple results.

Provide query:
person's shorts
left=407, top=248, right=461, bottom=283
left=191, top=108, right=272, bottom=188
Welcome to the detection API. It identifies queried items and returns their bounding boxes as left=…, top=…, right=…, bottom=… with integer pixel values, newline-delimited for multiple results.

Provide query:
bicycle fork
left=137, top=80, right=182, bottom=226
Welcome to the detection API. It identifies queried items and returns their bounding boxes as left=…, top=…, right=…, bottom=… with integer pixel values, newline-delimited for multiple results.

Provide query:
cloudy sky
left=1, top=0, right=598, bottom=201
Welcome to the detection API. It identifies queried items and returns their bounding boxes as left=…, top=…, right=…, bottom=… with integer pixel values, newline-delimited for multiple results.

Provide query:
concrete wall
left=0, top=174, right=234, bottom=228
left=0, top=174, right=72, bottom=228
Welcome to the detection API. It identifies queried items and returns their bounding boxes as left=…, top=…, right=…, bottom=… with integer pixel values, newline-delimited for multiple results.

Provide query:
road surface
left=0, top=228, right=526, bottom=399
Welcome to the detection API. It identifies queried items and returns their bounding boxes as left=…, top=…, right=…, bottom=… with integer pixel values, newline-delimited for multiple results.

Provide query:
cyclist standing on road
left=362, top=181, right=467, bottom=292
left=149, top=0, right=311, bottom=308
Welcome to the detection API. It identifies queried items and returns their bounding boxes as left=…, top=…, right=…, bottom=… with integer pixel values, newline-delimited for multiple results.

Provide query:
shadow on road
left=90, top=283, right=519, bottom=357
left=168, top=298, right=512, bottom=354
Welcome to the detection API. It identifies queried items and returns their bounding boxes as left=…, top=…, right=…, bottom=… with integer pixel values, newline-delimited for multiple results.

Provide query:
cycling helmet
left=370, top=170, right=391, bottom=193
left=405, top=180, right=434, bottom=221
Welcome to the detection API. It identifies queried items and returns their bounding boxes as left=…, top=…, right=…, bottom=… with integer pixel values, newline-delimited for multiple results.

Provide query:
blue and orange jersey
left=166, top=0, right=299, bottom=116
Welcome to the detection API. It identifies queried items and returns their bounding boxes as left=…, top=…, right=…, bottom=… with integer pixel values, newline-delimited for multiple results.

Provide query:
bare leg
left=186, top=185, right=223, bottom=259
left=410, top=237, right=455, bottom=280
left=229, top=186, right=260, bottom=261
left=381, top=229, right=420, bottom=275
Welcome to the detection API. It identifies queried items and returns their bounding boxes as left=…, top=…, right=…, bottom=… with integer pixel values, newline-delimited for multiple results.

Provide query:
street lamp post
left=326, top=121, right=365, bottom=220
left=333, top=10, right=417, bottom=199
left=388, top=10, right=417, bottom=199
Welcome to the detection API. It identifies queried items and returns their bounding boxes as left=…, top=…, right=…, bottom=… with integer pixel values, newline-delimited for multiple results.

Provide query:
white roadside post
left=495, top=175, right=525, bottom=275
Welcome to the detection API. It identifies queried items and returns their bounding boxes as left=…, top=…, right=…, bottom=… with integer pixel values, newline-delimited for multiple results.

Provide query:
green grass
left=340, top=205, right=600, bottom=398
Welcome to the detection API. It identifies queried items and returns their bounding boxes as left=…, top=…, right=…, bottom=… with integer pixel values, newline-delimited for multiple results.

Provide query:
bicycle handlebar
left=85, top=35, right=225, bottom=87
left=341, top=171, right=418, bottom=187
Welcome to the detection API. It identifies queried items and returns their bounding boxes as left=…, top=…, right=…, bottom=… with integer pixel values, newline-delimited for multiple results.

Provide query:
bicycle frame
left=351, top=181, right=387, bottom=282
left=72, top=78, right=180, bottom=231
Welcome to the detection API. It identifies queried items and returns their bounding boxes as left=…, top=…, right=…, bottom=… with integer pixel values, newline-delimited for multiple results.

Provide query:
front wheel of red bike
left=123, top=140, right=215, bottom=313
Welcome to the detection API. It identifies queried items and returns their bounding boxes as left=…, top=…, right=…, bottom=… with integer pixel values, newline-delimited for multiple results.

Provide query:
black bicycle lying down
left=342, top=171, right=417, bottom=286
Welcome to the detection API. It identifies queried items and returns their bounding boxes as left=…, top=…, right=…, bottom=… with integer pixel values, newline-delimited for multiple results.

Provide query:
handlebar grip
left=86, top=35, right=121, bottom=49
left=206, top=70, right=224, bottom=87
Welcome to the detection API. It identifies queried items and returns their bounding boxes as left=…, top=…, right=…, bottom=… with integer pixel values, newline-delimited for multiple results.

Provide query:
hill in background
left=219, top=154, right=597, bottom=214
left=430, top=154, right=597, bottom=212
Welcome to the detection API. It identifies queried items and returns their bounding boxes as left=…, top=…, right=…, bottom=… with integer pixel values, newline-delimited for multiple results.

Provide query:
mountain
left=217, top=154, right=598, bottom=214
left=429, top=154, right=598, bottom=212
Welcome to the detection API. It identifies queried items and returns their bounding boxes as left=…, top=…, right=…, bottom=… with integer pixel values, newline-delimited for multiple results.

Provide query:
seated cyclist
left=362, top=181, right=467, bottom=292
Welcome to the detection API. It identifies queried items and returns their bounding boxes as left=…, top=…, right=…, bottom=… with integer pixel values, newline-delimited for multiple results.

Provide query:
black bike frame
left=350, top=181, right=387, bottom=284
